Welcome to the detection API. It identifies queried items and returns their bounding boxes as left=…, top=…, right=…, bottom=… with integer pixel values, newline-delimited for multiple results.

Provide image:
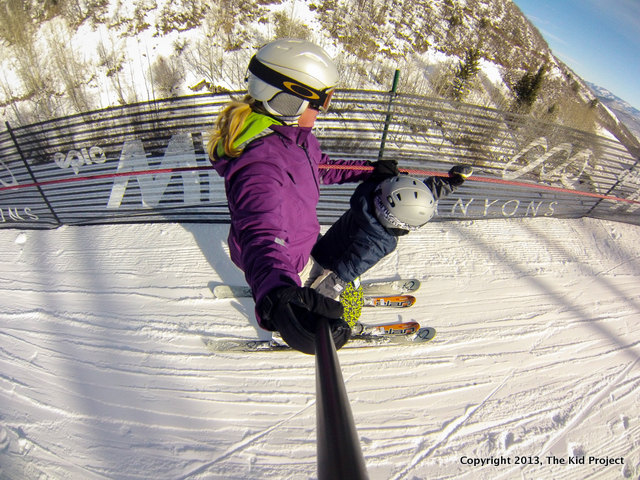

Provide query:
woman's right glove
left=367, top=159, right=399, bottom=183
left=258, top=285, right=350, bottom=355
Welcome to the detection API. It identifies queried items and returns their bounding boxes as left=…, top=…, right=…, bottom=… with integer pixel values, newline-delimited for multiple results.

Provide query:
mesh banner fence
left=1, top=90, right=638, bottom=229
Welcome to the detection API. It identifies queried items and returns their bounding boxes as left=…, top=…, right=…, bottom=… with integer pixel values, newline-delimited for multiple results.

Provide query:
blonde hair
left=207, top=96, right=255, bottom=160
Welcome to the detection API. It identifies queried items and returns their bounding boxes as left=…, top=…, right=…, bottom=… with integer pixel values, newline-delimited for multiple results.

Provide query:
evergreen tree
left=452, top=48, right=481, bottom=100
left=515, top=63, right=547, bottom=107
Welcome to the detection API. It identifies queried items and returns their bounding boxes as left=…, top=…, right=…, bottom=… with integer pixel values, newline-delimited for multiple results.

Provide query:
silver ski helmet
left=374, top=176, right=436, bottom=231
left=246, top=38, right=339, bottom=121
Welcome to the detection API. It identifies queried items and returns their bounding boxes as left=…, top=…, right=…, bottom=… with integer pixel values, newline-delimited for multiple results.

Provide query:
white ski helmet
left=374, top=176, right=436, bottom=231
left=246, top=38, right=339, bottom=121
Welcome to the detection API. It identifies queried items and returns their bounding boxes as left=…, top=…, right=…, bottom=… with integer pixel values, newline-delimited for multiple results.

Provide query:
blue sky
left=511, top=0, right=640, bottom=110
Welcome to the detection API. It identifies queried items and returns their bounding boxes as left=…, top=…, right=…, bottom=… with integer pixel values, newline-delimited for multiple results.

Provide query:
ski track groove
left=537, top=358, right=640, bottom=458
left=174, top=400, right=317, bottom=480
left=390, top=372, right=516, bottom=480
left=387, top=311, right=579, bottom=479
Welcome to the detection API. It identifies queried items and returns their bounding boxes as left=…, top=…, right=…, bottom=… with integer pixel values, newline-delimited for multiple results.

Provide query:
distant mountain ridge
left=587, top=82, right=640, bottom=116
left=587, top=82, right=640, bottom=142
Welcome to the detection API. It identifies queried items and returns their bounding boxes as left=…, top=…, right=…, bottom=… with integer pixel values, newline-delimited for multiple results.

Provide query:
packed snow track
left=0, top=217, right=639, bottom=479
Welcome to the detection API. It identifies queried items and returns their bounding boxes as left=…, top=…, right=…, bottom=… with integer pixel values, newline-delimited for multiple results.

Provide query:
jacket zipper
left=298, top=143, right=320, bottom=192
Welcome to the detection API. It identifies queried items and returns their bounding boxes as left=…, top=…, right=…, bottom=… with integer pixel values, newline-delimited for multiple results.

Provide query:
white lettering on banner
left=452, top=198, right=474, bottom=215
left=483, top=199, right=500, bottom=216
left=54, top=146, right=106, bottom=174
left=502, top=137, right=592, bottom=187
left=502, top=200, right=520, bottom=216
left=451, top=198, right=558, bottom=218
left=0, top=207, right=39, bottom=222
left=619, top=168, right=640, bottom=186
left=525, top=201, right=544, bottom=216
left=107, top=133, right=200, bottom=209
left=0, top=158, right=18, bottom=187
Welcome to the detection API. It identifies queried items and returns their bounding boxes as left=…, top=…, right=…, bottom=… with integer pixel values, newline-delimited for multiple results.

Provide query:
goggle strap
left=248, top=55, right=330, bottom=108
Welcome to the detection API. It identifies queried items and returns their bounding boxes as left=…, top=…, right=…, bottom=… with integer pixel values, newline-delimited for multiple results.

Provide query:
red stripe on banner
left=2, top=163, right=639, bottom=206
left=318, top=164, right=640, bottom=206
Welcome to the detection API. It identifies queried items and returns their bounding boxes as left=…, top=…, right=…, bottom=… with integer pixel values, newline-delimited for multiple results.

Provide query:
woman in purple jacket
left=208, top=39, right=390, bottom=354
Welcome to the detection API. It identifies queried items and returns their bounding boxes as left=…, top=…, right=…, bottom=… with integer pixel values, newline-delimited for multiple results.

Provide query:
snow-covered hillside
left=1, top=216, right=639, bottom=479
left=0, top=0, right=573, bottom=125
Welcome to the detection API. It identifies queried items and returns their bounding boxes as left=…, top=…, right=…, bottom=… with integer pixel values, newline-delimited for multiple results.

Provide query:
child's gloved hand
left=448, top=165, right=473, bottom=186
left=310, top=271, right=347, bottom=300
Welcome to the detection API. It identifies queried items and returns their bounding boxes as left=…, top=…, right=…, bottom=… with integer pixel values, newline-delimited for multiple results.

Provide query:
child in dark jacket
left=309, top=164, right=473, bottom=321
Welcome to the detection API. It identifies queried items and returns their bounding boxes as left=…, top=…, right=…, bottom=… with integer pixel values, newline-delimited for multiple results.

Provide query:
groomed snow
left=0, top=216, right=639, bottom=479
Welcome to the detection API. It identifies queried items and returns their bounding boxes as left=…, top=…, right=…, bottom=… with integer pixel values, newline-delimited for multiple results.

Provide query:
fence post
left=378, top=69, right=400, bottom=161
left=585, top=156, right=640, bottom=217
left=315, top=318, right=369, bottom=480
left=5, top=122, right=61, bottom=226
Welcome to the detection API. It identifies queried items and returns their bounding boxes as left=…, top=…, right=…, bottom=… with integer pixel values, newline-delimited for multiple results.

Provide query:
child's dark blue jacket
left=311, top=176, right=458, bottom=282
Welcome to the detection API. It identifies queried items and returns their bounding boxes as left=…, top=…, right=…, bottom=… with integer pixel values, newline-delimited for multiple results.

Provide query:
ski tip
left=209, top=283, right=226, bottom=299
left=400, top=279, right=421, bottom=292
left=395, top=295, right=417, bottom=307
left=210, top=284, right=252, bottom=299
left=202, top=338, right=243, bottom=352
left=211, top=286, right=228, bottom=299
left=414, top=327, right=436, bottom=342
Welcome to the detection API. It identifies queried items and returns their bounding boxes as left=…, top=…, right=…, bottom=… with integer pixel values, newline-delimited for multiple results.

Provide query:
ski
left=363, top=295, right=416, bottom=308
left=348, top=326, right=436, bottom=348
left=203, top=322, right=435, bottom=353
left=360, top=279, right=421, bottom=296
left=212, top=285, right=251, bottom=299
left=211, top=279, right=421, bottom=300
left=351, top=320, right=420, bottom=336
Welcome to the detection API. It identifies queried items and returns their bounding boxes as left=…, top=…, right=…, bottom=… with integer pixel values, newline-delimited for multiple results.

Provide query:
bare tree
left=45, top=18, right=93, bottom=113
left=274, top=9, right=310, bottom=40
left=0, top=0, right=33, bottom=46
left=2, top=8, right=58, bottom=121
left=150, top=55, right=185, bottom=98
left=97, top=33, right=130, bottom=105
left=181, top=34, right=225, bottom=87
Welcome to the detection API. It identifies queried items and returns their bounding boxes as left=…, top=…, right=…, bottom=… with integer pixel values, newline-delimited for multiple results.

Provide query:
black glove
left=367, top=159, right=399, bottom=183
left=310, top=270, right=347, bottom=300
left=258, top=285, right=350, bottom=355
left=448, top=165, right=473, bottom=187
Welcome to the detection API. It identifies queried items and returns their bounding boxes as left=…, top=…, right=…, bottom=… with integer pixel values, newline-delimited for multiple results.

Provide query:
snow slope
left=1, top=216, right=639, bottom=480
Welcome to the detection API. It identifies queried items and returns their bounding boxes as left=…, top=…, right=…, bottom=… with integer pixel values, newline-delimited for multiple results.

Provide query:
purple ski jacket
left=211, top=119, right=371, bottom=327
